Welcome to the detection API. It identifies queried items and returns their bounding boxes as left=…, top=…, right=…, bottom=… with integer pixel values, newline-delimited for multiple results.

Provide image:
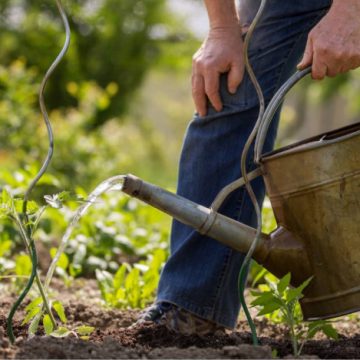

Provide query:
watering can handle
left=254, top=66, right=312, bottom=163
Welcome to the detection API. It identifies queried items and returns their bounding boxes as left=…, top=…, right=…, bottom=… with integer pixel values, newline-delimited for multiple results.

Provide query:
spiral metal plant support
left=7, top=0, right=71, bottom=343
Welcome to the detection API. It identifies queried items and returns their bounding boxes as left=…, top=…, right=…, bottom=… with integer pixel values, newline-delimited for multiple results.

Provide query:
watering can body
left=261, top=121, right=360, bottom=319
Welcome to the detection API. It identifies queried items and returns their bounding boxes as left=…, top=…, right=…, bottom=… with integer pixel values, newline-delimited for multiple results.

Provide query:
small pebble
left=2, top=338, right=10, bottom=348
left=14, top=336, right=24, bottom=345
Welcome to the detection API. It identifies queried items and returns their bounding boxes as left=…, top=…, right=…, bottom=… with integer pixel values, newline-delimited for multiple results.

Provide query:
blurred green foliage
left=0, top=172, right=170, bottom=278
left=96, top=248, right=166, bottom=308
left=0, top=59, right=180, bottom=191
left=0, top=0, right=193, bottom=128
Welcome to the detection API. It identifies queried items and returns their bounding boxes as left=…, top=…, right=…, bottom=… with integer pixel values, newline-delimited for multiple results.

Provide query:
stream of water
left=44, top=175, right=126, bottom=291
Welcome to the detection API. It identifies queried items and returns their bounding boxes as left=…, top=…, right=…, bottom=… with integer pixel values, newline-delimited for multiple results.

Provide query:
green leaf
left=257, top=302, right=282, bottom=316
left=50, top=326, right=71, bottom=338
left=322, top=324, right=339, bottom=340
left=44, top=191, right=84, bottom=209
left=271, top=349, right=278, bottom=359
left=44, top=194, right=63, bottom=209
left=286, top=277, right=313, bottom=303
left=251, top=292, right=280, bottom=307
left=0, top=239, right=12, bottom=257
left=72, top=244, right=87, bottom=266
left=125, top=267, right=141, bottom=308
left=96, top=269, right=114, bottom=294
left=50, top=248, right=69, bottom=270
left=277, top=273, right=291, bottom=295
left=15, top=254, right=32, bottom=276
left=53, top=301, right=67, bottom=323
left=25, top=297, right=43, bottom=312
left=75, top=325, right=95, bottom=336
left=1, top=188, right=13, bottom=208
left=43, top=314, right=54, bottom=335
left=113, top=263, right=127, bottom=290
left=22, top=306, right=40, bottom=325
left=28, top=312, right=41, bottom=335
left=251, top=267, right=268, bottom=287
left=69, top=263, right=82, bottom=277
left=14, top=199, right=39, bottom=214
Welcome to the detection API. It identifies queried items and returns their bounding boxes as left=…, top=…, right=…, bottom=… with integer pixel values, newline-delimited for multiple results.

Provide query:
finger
left=297, top=36, right=313, bottom=69
left=192, top=74, right=207, bottom=116
left=324, top=51, right=343, bottom=77
left=204, top=72, right=222, bottom=112
left=312, top=60, right=327, bottom=80
left=326, top=64, right=342, bottom=77
left=228, top=61, right=244, bottom=94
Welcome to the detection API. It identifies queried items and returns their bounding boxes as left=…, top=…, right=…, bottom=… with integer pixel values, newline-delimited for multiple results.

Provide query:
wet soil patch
left=0, top=281, right=358, bottom=359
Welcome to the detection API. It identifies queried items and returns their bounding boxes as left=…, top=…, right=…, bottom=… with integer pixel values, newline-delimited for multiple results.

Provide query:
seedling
left=96, top=248, right=166, bottom=309
left=0, top=187, right=93, bottom=341
left=251, top=273, right=338, bottom=357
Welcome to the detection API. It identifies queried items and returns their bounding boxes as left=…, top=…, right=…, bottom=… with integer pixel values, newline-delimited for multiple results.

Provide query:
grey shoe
left=136, top=302, right=225, bottom=336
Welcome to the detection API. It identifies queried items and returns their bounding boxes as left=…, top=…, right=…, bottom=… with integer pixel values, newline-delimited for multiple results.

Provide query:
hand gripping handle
left=254, top=67, right=312, bottom=163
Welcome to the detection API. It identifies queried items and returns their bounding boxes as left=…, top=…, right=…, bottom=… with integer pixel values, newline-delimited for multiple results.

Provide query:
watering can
left=121, top=68, right=360, bottom=321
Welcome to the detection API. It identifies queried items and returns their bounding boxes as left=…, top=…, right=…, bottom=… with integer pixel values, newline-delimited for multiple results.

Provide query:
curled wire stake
left=237, top=0, right=268, bottom=346
left=7, top=0, right=71, bottom=344
left=23, top=0, right=70, bottom=212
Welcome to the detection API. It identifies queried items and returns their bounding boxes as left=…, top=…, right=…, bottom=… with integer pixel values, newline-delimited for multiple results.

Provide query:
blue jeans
left=157, top=0, right=332, bottom=329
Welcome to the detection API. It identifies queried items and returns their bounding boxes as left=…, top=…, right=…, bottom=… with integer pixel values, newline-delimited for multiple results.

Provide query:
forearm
left=204, top=0, right=241, bottom=29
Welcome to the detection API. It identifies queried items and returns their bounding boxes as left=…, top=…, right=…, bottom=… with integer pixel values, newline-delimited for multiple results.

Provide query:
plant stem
left=13, top=213, right=57, bottom=328
left=287, top=308, right=299, bottom=357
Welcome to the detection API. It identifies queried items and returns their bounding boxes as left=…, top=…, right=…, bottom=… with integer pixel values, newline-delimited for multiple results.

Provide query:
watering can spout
left=122, top=174, right=268, bottom=260
left=121, top=174, right=311, bottom=282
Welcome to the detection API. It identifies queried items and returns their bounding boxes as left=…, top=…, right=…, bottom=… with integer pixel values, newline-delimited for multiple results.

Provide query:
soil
left=0, top=279, right=359, bottom=359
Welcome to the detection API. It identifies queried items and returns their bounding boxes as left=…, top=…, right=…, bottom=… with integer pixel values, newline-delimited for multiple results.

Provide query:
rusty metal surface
left=261, top=122, right=360, bottom=320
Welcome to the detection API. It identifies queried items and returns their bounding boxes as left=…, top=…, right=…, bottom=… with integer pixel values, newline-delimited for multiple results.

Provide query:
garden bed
left=0, top=279, right=358, bottom=359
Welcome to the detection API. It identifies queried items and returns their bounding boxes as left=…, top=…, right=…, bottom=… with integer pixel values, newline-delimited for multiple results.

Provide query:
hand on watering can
left=298, top=0, right=360, bottom=80
left=192, top=0, right=244, bottom=117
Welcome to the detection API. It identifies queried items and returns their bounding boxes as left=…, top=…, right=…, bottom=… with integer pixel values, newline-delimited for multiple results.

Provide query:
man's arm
left=298, top=0, right=360, bottom=79
left=192, top=0, right=244, bottom=116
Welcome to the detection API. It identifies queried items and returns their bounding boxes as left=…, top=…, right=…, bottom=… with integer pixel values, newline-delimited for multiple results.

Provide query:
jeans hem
left=156, top=296, right=236, bottom=329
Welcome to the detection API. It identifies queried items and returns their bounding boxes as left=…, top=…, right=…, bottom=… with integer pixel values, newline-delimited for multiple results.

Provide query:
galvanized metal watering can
left=121, top=69, right=360, bottom=321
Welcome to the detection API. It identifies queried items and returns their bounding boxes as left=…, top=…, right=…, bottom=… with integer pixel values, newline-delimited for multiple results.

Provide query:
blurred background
left=0, top=0, right=359, bottom=306
left=1, top=0, right=359, bottom=191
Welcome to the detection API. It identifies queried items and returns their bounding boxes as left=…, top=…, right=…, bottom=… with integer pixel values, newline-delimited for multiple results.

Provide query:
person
left=136, top=0, right=360, bottom=335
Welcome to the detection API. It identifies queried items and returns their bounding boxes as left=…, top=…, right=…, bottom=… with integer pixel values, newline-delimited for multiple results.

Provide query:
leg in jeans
left=156, top=0, right=332, bottom=329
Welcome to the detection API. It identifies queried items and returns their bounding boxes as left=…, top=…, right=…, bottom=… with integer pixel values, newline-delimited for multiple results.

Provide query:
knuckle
left=203, top=60, right=216, bottom=72
left=192, top=58, right=201, bottom=68
left=308, top=30, right=316, bottom=41
left=316, top=44, right=328, bottom=55
left=332, top=48, right=344, bottom=60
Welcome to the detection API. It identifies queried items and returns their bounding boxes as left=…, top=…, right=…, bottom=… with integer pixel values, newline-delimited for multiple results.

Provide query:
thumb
left=297, top=37, right=313, bottom=69
left=228, top=62, right=245, bottom=94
